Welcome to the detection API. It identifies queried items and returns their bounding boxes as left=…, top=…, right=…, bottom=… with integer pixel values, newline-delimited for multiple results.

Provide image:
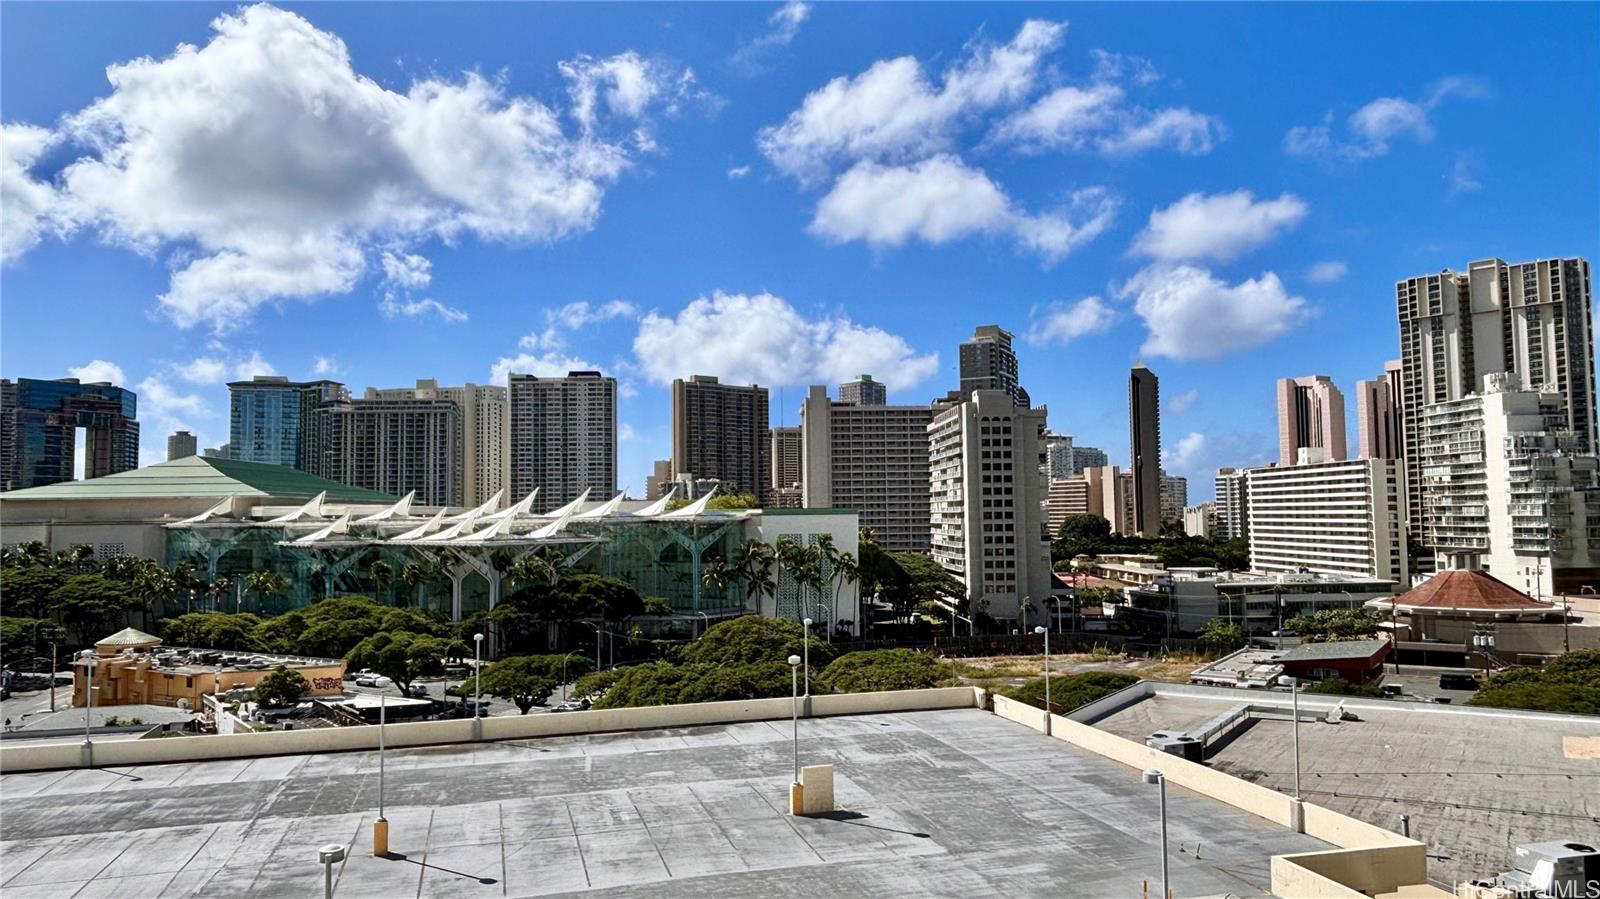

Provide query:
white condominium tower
left=1395, top=257, right=1596, bottom=534
left=928, top=389, right=1052, bottom=621
left=366, top=380, right=508, bottom=508
left=1246, top=453, right=1408, bottom=584
left=508, top=371, right=617, bottom=511
left=801, top=385, right=934, bottom=551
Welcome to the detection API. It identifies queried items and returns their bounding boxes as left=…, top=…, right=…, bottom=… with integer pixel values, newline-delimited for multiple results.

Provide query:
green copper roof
left=0, top=455, right=396, bottom=503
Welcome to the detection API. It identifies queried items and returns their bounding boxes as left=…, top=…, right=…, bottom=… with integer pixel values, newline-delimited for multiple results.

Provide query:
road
left=1, top=684, right=68, bottom=731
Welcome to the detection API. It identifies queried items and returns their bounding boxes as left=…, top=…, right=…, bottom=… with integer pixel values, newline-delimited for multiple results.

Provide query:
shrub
left=253, top=665, right=310, bottom=707
left=1469, top=650, right=1600, bottom=715
left=1002, top=672, right=1139, bottom=714
left=572, top=667, right=624, bottom=700
left=819, top=649, right=946, bottom=693
left=592, top=660, right=799, bottom=710
left=681, top=616, right=832, bottom=668
left=1303, top=677, right=1383, bottom=697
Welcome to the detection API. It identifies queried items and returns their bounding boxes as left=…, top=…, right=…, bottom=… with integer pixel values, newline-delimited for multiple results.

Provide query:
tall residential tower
left=1129, top=364, right=1161, bottom=537
left=1276, top=375, right=1347, bottom=466
left=509, top=371, right=617, bottom=510
left=671, top=375, right=770, bottom=499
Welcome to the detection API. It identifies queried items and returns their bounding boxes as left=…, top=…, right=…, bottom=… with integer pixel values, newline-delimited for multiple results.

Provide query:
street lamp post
left=1034, top=625, right=1051, bottom=735
left=81, top=650, right=96, bottom=765
left=801, top=618, right=813, bottom=696
left=1143, top=769, right=1169, bottom=899
left=318, top=844, right=346, bottom=899
left=472, top=632, right=484, bottom=740
left=1278, top=675, right=1302, bottom=800
left=696, top=611, right=709, bottom=638
left=560, top=650, right=585, bottom=704
left=49, top=642, right=57, bottom=713
left=788, top=654, right=802, bottom=784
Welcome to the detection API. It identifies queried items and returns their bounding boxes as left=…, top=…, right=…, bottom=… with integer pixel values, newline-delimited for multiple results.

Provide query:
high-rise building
left=644, top=459, right=673, bottom=500
left=365, top=380, right=508, bottom=507
left=838, top=374, right=887, bottom=407
left=671, top=375, right=769, bottom=499
left=1395, top=257, right=1596, bottom=536
left=1276, top=375, right=1347, bottom=466
left=1214, top=467, right=1250, bottom=541
left=1, top=377, right=140, bottom=491
left=802, top=385, right=934, bottom=551
left=768, top=425, right=803, bottom=508
left=319, top=396, right=461, bottom=506
left=509, top=371, right=617, bottom=511
left=959, top=325, right=1025, bottom=407
left=928, top=389, right=1052, bottom=619
left=1067, top=444, right=1108, bottom=475
left=1160, top=472, right=1188, bottom=528
left=166, top=430, right=197, bottom=461
left=1183, top=502, right=1216, bottom=539
left=1046, top=466, right=1127, bottom=537
left=1129, top=363, right=1161, bottom=537
left=1356, top=360, right=1404, bottom=460
left=203, top=443, right=232, bottom=460
left=1246, top=455, right=1408, bottom=584
left=228, top=376, right=349, bottom=471
left=1044, top=432, right=1073, bottom=479
left=1420, top=372, right=1598, bottom=597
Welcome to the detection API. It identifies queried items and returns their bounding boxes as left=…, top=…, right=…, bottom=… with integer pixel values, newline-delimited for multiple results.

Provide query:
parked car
left=1438, top=673, right=1480, bottom=691
left=407, top=684, right=429, bottom=698
left=551, top=698, right=590, bottom=713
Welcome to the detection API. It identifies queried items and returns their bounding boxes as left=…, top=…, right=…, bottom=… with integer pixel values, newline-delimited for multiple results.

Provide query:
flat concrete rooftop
left=0, top=708, right=1326, bottom=897
left=1094, top=694, right=1600, bottom=887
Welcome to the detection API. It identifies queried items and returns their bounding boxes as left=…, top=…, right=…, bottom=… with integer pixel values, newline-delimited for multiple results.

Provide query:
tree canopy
left=592, top=660, right=798, bottom=709
left=470, top=655, right=595, bottom=713
left=679, top=615, right=831, bottom=668
left=1284, top=608, right=1383, bottom=643
left=253, top=665, right=310, bottom=707
left=1002, top=672, right=1140, bottom=714
left=344, top=630, right=449, bottom=695
left=1469, top=649, right=1600, bottom=715
left=818, top=649, right=947, bottom=693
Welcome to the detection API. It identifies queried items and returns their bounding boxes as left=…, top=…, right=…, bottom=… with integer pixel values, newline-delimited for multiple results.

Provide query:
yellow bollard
left=373, top=817, right=389, bottom=856
left=788, top=782, right=805, bottom=816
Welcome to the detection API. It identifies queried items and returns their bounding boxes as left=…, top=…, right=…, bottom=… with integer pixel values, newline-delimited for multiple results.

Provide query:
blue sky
left=3, top=2, right=1596, bottom=501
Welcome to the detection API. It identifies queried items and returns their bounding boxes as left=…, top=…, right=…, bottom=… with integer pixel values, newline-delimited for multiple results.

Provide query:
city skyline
left=2, top=3, right=1597, bottom=500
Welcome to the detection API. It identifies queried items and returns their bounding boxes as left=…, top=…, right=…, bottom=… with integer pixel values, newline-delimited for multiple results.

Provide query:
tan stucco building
left=74, top=627, right=346, bottom=709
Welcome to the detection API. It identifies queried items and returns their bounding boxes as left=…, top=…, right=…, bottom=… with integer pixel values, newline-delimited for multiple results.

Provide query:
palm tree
left=400, top=560, right=438, bottom=609
left=367, top=559, right=395, bottom=602
left=775, top=538, right=824, bottom=624
left=243, top=569, right=290, bottom=612
left=736, top=539, right=778, bottom=614
left=207, top=575, right=231, bottom=612
left=508, top=549, right=564, bottom=590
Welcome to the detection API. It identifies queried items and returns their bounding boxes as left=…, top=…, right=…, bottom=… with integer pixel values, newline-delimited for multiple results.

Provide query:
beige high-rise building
left=1246, top=455, right=1408, bottom=584
left=508, top=371, right=617, bottom=511
left=1160, top=472, right=1188, bottom=528
left=1276, top=375, right=1346, bottom=466
left=671, top=375, right=769, bottom=499
left=801, top=385, right=934, bottom=551
left=1046, top=465, right=1127, bottom=537
left=1356, top=360, right=1403, bottom=460
left=1183, top=502, right=1216, bottom=539
left=768, top=426, right=803, bottom=508
left=1129, top=364, right=1161, bottom=537
left=959, top=325, right=1025, bottom=406
left=1214, top=467, right=1249, bottom=541
left=166, top=430, right=197, bottom=461
left=1396, top=257, right=1596, bottom=536
left=366, top=380, right=508, bottom=507
left=838, top=374, right=887, bottom=407
left=644, top=459, right=673, bottom=500
left=319, top=396, right=462, bottom=506
left=928, top=389, right=1052, bottom=620
left=1420, top=373, right=1598, bottom=597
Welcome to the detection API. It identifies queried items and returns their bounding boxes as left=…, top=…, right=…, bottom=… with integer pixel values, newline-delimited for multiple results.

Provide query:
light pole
left=1143, top=769, right=1169, bottom=899
left=81, top=650, right=96, bottom=764
left=801, top=618, right=813, bottom=696
left=788, top=654, right=802, bottom=784
left=49, top=642, right=57, bottom=713
left=1390, top=592, right=1401, bottom=674
left=1278, top=675, right=1302, bottom=800
left=472, top=632, right=484, bottom=739
left=374, top=693, right=388, bottom=856
left=695, top=611, right=709, bottom=638
left=1473, top=631, right=1494, bottom=677
left=560, top=649, right=585, bottom=703
left=318, top=844, right=346, bottom=899
left=1034, top=625, right=1051, bottom=735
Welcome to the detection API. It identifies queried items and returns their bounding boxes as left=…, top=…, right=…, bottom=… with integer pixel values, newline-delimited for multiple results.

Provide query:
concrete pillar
left=1289, top=798, right=1305, bottom=833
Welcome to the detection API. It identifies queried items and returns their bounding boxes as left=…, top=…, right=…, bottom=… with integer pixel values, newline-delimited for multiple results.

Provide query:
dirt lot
left=940, top=651, right=1206, bottom=689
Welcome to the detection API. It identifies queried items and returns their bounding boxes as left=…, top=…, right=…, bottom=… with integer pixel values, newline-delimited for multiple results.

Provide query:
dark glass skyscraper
left=227, top=376, right=349, bottom=471
left=1129, top=363, right=1161, bottom=538
left=0, top=377, right=140, bottom=491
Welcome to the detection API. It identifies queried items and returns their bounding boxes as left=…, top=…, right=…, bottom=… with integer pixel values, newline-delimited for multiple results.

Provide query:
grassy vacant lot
left=940, top=651, right=1206, bottom=690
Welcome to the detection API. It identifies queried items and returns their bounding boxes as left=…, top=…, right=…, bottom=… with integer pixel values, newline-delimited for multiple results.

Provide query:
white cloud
left=1163, top=431, right=1208, bottom=471
left=733, top=1, right=812, bottom=69
left=1448, top=156, right=1482, bottom=194
left=1285, top=76, right=1488, bottom=164
left=1118, top=264, right=1311, bottom=361
left=727, top=165, right=752, bottom=179
left=1307, top=260, right=1348, bottom=284
left=995, top=86, right=1221, bottom=157
left=1090, top=50, right=1160, bottom=87
left=618, top=423, right=639, bottom=442
left=633, top=291, right=939, bottom=391
left=380, top=251, right=432, bottom=290
left=175, top=350, right=277, bottom=384
left=1, top=124, right=71, bottom=264
left=379, top=294, right=468, bottom=323
left=488, top=349, right=599, bottom=387
left=548, top=299, right=638, bottom=329
left=1131, top=190, right=1307, bottom=262
left=1166, top=388, right=1199, bottom=415
left=560, top=51, right=710, bottom=147
left=809, top=155, right=1114, bottom=264
left=1026, top=297, right=1115, bottom=345
left=757, top=19, right=1065, bottom=181
left=312, top=355, right=340, bottom=376
left=3, top=4, right=688, bottom=330
left=231, top=350, right=277, bottom=380
left=135, top=375, right=208, bottom=436
left=67, top=359, right=126, bottom=385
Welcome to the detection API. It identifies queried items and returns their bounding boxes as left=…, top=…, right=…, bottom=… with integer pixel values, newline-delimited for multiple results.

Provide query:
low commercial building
left=1127, top=570, right=1397, bottom=635
left=1366, top=563, right=1565, bottom=666
left=74, top=627, right=345, bottom=709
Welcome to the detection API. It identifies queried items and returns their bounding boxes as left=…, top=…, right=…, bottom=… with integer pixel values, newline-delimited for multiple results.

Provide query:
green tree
left=254, top=665, right=311, bottom=707
left=0, top=566, right=67, bottom=618
left=1003, top=672, right=1140, bottom=714
left=819, top=649, right=947, bottom=693
left=572, top=667, right=624, bottom=701
left=344, top=630, right=449, bottom=696
left=1285, top=608, right=1384, bottom=643
left=472, top=655, right=594, bottom=713
left=1304, top=677, right=1383, bottom=697
left=1198, top=618, right=1244, bottom=650
left=0, top=617, right=69, bottom=669
left=1469, top=649, right=1600, bottom=714
left=163, top=612, right=265, bottom=650
left=706, top=492, right=760, bottom=510
left=242, top=570, right=291, bottom=611
left=681, top=615, right=831, bottom=668
left=593, top=660, right=797, bottom=709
